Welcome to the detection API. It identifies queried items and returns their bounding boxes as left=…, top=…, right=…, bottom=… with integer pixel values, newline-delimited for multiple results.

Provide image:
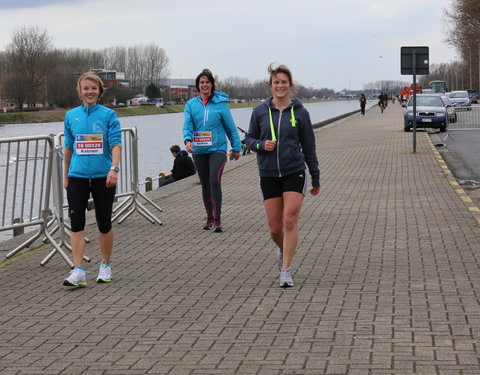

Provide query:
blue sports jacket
left=183, top=91, right=242, bottom=155
left=64, top=104, right=122, bottom=178
left=245, top=97, right=320, bottom=187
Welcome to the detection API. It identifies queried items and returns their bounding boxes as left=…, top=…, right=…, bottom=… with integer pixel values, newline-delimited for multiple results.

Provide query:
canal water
left=0, top=100, right=374, bottom=182
left=0, top=100, right=375, bottom=242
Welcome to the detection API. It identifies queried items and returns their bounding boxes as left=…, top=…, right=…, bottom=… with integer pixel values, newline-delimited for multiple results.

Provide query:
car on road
left=447, top=90, right=472, bottom=110
left=466, top=89, right=478, bottom=104
left=440, top=95, right=457, bottom=123
left=402, top=94, right=447, bottom=132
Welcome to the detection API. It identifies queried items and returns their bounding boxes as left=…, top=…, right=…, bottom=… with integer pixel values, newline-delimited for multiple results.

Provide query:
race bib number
left=75, top=134, right=104, bottom=155
left=193, top=131, right=212, bottom=146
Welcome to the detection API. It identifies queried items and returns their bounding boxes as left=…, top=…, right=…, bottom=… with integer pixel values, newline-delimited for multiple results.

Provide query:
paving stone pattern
left=1, top=104, right=480, bottom=374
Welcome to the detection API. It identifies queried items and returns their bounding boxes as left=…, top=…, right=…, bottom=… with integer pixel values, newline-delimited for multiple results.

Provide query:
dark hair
left=267, top=63, right=293, bottom=86
left=195, top=68, right=215, bottom=92
left=170, top=144, right=181, bottom=154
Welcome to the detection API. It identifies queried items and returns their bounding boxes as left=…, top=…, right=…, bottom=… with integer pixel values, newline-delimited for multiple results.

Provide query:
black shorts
left=66, top=177, right=116, bottom=233
left=260, top=171, right=307, bottom=201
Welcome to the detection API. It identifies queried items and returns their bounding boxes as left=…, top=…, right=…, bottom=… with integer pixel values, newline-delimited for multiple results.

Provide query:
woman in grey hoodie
left=246, top=64, right=320, bottom=288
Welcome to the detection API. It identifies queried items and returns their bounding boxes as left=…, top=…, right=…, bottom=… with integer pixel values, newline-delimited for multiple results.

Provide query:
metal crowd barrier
left=111, top=127, right=163, bottom=225
left=1, top=135, right=74, bottom=266
left=448, top=106, right=480, bottom=130
left=2, top=127, right=163, bottom=267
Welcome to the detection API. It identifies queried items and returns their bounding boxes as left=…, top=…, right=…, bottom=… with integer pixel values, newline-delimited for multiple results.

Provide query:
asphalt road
left=429, top=104, right=480, bottom=206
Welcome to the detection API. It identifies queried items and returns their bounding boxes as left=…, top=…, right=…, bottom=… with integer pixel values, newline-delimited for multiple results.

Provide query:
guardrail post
left=145, top=177, right=152, bottom=192
left=13, top=218, right=24, bottom=237
left=158, top=173, right=166, bottom=187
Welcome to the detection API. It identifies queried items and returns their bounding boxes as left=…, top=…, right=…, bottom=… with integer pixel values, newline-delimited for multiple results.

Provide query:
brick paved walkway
left=1, top=103, right=480, bottom=374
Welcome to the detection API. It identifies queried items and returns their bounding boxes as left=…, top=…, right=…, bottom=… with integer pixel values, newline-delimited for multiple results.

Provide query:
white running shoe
left=279, top=269, right=294, bottom=288
left=63, top=268, right=87, bottom=287
left=96, top=263, right=112, bottom=283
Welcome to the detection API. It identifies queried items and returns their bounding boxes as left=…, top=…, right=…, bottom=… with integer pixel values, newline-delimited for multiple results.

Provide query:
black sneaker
left=213, top=219, right=222, bottom=233
left=203, top=217, right=214, bottom=230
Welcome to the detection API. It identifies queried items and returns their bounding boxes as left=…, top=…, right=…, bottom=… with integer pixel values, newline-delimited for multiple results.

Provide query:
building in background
left=74, top=69, right=130, bottom=88
left=159, top=79, right=197, bottom=102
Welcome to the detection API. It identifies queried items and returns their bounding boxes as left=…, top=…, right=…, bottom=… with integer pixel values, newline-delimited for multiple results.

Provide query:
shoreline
left=0, top=99, right=343, bottom=125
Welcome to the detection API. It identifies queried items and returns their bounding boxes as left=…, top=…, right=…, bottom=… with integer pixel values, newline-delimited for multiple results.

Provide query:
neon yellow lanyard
left=268, top=106, right=296, bottom=142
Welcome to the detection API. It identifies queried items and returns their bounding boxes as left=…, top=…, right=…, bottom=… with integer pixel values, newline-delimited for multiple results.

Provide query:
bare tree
left=102, top=46, right=128, bottom=73
left=144, top=44, right=169, bottom=86
left=444, top=0, right=480, bottom=89
left=5, top=25, right=55, bottom=108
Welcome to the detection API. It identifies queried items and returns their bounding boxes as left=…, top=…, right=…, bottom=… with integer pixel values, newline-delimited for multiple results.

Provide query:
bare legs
left=263, top=192, right=304, bottom=270
left=71, top=229, right=113, bottom=267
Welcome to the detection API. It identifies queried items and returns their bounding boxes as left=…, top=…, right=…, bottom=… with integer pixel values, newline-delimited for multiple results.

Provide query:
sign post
left=401, top=46, right=429, bottom=153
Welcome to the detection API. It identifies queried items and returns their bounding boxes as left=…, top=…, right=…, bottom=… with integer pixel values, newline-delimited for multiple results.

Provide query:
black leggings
left=193, top=153, right=227, bottom=220
left=66, top=177, right=116, bottom=233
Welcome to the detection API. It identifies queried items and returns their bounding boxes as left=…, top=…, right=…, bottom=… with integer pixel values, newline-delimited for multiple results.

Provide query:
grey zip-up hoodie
left=245, top=97, right=320, bottom=187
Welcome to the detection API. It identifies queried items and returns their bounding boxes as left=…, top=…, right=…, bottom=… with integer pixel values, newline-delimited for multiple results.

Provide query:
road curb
left=425, top=132, right=480, bottom=226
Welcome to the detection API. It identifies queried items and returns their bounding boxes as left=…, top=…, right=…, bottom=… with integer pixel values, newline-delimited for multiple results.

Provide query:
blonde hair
left=76, top=72, right=105, bottom=100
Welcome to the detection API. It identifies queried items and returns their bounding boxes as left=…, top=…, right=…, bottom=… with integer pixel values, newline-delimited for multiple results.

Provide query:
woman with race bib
left=183, top=69, right=242, bottom=232
left=63, top=72, right=122, bottom=287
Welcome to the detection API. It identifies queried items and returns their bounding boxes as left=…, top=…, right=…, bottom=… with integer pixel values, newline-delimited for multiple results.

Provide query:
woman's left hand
left=232, top=152, right=240, bottom=161
left=310, top=186, right=320, bottom=196
left=106, top=170, right=118, bottom=188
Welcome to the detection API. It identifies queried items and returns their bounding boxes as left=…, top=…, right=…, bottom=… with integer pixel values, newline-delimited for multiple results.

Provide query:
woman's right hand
left=63, top=176, right=68, bottom=189
left=264, top=140, right=276, bottom=152
left=185, top=141, right=193, bottom=153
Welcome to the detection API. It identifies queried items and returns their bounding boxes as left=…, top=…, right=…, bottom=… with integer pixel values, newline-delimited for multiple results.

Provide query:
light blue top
left=183, top=91, right=242, bottom=155
left=64, top=104, right=122, bottom=178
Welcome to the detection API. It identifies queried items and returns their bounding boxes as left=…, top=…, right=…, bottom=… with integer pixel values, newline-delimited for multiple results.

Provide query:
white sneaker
left=63, top=268, right=87, bottom=287
left=96, top=263, right=112, bottom=283
left=280, top=269, right=294, bottom=288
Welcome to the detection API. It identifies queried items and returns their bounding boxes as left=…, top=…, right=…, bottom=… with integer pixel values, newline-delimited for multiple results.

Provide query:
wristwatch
left=110, top=166, right=120, bottom=173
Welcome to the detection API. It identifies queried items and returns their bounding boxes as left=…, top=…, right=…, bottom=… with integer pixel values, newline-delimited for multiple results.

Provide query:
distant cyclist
left=378, top=92, right=387, bottom=113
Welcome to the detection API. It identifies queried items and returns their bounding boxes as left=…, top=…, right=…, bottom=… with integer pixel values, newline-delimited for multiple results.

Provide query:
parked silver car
left=440, top=95, right=457, bottom=123
left=447, top=90, right=471, bottom=111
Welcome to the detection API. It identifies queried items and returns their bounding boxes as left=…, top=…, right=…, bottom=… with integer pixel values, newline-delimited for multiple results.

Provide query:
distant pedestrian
left=245, top=63, right=320, bottom=288
left=378, top=92, right=387, bottom=113
left=63, top=72, right=122, bottom=287
left=359, top=93, right=367, bottom=115
left=159, top=144, right=196, bottom=187
left=183, top=68, right=242, bottom=232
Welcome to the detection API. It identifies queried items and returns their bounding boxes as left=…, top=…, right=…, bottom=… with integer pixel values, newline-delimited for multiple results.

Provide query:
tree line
left=420, top=0, right=480, bottom=91
left=0, top=26, right=170, bottom=109
left=0, top=25, right=408, bottom=110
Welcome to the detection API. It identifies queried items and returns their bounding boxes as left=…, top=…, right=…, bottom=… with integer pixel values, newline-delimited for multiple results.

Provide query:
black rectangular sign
left=401, top=46, right=429, bottom=75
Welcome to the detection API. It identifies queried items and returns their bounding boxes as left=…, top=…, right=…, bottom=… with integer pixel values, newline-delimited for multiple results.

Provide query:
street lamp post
left=469, top=46, right=473, bottom=89
left=455, top=67, right=458, bottom=91
left=478, top=40, right=480, bottom=90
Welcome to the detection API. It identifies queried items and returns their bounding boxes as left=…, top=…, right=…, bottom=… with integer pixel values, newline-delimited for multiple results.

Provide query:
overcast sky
left=0, top=0, right=458, bottom=91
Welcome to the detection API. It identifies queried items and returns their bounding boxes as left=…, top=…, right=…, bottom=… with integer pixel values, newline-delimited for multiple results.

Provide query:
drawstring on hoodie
left=268, top=106, right=296, bottom=142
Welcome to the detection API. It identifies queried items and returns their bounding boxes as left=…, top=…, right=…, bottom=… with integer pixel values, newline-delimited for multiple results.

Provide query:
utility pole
left=478, top=40, right=480, bottom=90
left=469, top=47, right=473, bottom=89
left=44, top=75, right=48, bottom=110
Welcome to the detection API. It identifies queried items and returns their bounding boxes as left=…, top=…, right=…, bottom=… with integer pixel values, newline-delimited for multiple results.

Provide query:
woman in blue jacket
left=63, top=72, right=122, bottom=287
left=183, top=69, right=242, bottom=232
left=246, top=64, right=320, bottom=288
